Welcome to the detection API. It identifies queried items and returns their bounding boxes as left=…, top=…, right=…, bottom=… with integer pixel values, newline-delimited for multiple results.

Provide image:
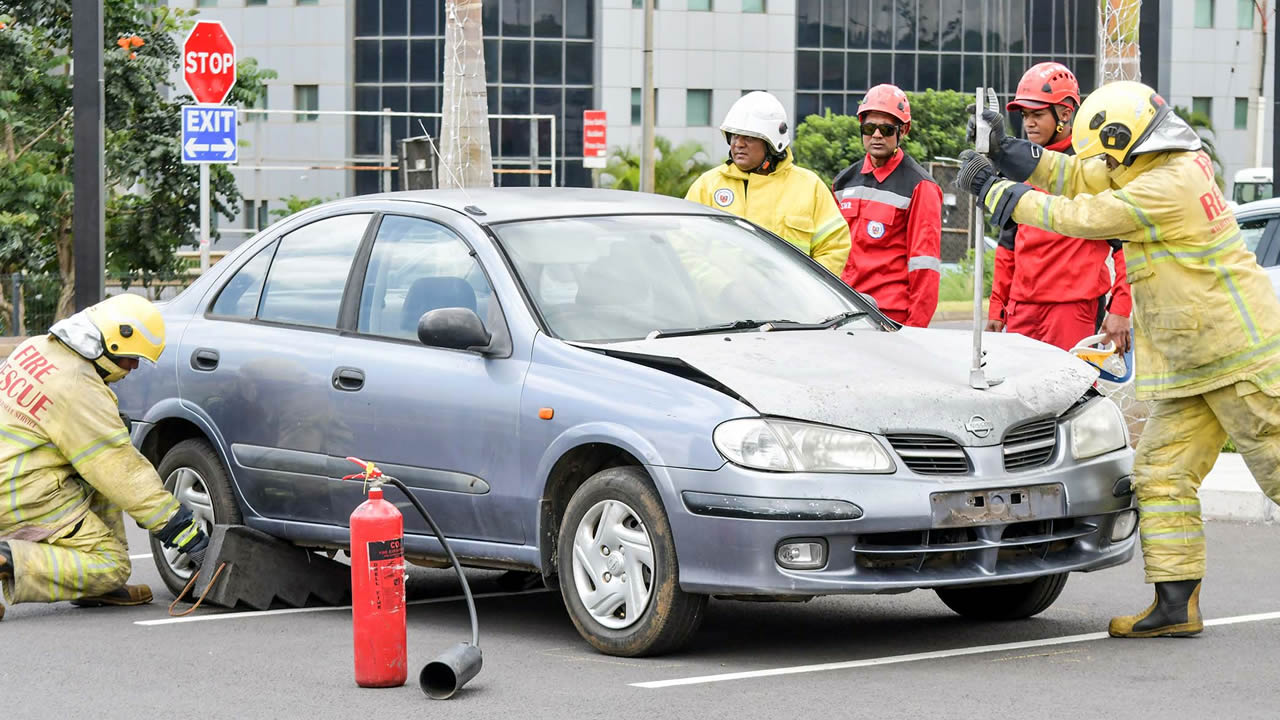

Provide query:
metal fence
left=0, top=273, right=198, bottom=337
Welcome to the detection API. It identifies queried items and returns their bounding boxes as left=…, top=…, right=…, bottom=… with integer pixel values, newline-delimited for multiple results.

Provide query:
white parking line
left=128, top=553, right=152, bottom=561
left=630, top=610, right=1280, bottom=689
left=135, top=588, right=551, bottom=626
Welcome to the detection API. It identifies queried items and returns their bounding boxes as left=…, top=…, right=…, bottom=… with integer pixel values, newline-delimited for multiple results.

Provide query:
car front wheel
left=935, top=573, right=1069, bottom=621
left=149, top=438, right=243, bottom=597
left=557, top=466, right=706, bottom=657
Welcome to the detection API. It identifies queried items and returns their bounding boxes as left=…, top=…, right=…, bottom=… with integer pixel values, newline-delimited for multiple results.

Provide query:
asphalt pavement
left=3, top=519, right=1279, bottom=719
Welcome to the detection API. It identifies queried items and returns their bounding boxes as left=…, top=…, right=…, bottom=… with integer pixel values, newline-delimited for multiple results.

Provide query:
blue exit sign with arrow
left=181, top=105, right=238, bottom=164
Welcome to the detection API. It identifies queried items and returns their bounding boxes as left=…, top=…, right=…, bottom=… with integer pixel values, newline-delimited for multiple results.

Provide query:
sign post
left=583, top=110, right=607, bottom=171
left=181, top=20, right=237, bottom=273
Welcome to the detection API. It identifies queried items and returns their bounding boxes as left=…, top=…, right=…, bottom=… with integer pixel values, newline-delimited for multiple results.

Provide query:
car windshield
left=493, top=214, right=879, bottom=343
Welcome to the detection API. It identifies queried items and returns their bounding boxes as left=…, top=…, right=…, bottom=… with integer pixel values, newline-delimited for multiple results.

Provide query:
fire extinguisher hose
left=382, top=475, right=479, bottom=649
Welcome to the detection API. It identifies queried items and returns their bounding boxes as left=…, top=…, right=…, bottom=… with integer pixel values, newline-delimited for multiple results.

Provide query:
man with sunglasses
left=831, top=84, right=942, bottom=327
left=985, top=63, right=1133, bottom=353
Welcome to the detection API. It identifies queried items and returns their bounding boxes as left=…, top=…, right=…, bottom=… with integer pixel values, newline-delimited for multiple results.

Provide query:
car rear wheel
left=149, top=438, right=242, bottom=597
left=935, top=573, right=1069, bottom=621
left=557, top=466, right=706, bottom=657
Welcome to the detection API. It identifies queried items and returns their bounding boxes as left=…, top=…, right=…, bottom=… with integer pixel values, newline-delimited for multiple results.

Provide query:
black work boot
left=71, top=584, right=154, bottom=608
left=1109, top=580, right=1203, bottom=638
left=0, top=541, right=13, bottom=622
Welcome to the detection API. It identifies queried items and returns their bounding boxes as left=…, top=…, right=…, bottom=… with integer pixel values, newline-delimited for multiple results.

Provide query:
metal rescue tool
left=969, top=86, right=1003, bottom=390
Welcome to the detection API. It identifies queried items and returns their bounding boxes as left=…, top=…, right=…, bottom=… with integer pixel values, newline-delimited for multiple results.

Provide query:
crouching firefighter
left=957, top=80, right=1280, bottom=638
left=0, top=294, right=209, bottom=621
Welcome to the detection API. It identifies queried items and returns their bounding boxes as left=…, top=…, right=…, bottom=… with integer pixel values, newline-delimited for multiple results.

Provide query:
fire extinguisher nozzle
left=420, top=643, right=483, bottom=700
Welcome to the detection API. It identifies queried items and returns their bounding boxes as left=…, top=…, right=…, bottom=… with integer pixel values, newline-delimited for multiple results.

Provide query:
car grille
left=1002, top=419, right=1059, bottom=472
left=853, top=518, right=1096, bottom=573
left=885, top=434, right=969, bottom=475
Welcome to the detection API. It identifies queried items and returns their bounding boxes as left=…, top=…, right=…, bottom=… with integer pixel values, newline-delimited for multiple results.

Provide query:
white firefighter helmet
left=720, top=91, right=791, bottom=153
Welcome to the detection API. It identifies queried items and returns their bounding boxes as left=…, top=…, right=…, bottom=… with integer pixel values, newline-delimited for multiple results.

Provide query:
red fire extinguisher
left=347, top=457, right=407, bottom=688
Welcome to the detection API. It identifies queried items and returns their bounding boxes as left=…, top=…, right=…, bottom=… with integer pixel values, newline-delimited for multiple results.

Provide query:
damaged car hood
left=587, top=327, right=1099, bottom=446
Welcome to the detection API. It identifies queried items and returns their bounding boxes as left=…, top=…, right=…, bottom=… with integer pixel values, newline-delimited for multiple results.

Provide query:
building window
left=1195, top=0, right=1215, bottom=28
left=197, top=0, right=217, bottom=7
left=294, top=85, right=319, bottom=122
left=632, top=0, right=657, bottom=7
left=1192, top=96, right=1213, bottom=121
left=1235, top=97, right=1250, bottom=129
left=298, top=0, right=318, bottom=5
left=686, top=89, right=711, bottom=126
left=246, top=0, right=267, bottom=6
left=742, top=0, right=765, bottom=12
left=1238, top=0, right=1255, bottom=28
left=688, top=0, right=711, bottom=10
left=632, top=87, right=642, bottom=125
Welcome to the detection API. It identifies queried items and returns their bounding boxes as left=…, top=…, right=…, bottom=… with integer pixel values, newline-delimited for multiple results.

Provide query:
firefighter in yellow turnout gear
left=0, top=294, right=209, bottom=621
left=957, top=80, right=1280, bottom=638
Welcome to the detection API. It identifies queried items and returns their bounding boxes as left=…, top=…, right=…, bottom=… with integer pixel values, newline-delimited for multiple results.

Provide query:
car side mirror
left=417, top=308, right=492, bottom=352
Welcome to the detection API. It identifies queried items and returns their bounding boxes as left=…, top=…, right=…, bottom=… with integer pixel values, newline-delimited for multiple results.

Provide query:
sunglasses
left=860, top=122, right=900, bottom=137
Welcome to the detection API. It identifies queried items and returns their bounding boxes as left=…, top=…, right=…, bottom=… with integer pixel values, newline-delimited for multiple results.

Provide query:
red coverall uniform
left=832, top=149, right=943, bottom=327
left=988, top=136, right=1133, bottom=350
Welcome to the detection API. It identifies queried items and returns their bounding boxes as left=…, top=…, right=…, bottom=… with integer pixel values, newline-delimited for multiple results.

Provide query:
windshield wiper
left=819, top=310, right=868, bottom=328
left=648, top=319, right=803, bottom=339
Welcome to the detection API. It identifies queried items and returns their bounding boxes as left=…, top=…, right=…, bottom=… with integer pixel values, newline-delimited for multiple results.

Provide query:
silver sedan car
left=116, top=188, right=1136, bottom=657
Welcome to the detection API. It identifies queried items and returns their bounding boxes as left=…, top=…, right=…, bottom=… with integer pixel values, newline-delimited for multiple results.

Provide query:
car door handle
left=332, top=367, right=365, bottom=392
left=190, top=348, right=219, bottom=371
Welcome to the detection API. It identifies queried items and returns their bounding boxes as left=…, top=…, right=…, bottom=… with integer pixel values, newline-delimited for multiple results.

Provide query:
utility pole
left=639, top=0, right=655, bottom=193
left=440, top=0, right=494, bottom=188
left=72, top=0, right=105, bottom=312
left=1253, top=1, right=1269, bottom=168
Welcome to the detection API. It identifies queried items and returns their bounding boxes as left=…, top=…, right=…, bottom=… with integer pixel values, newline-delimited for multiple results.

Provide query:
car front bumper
left=654, top=443, right=1137, bottom=596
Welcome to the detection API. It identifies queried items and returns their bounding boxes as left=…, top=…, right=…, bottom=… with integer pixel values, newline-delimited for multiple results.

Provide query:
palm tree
left=603, top=137, right=715, bottom=198
left=1173, top=105, right=1224, bottom=189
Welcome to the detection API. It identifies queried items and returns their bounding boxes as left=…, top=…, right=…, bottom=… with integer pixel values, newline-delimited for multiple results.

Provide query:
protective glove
left=153, top=506, right=210, bottom=568
left=965, top=105, right=1008, bottom=156
left=964, top=105, right=1045, bottom=182
left=954, top=149, right=998, bottom=199
left=955, top=150, right=1034, bottom=229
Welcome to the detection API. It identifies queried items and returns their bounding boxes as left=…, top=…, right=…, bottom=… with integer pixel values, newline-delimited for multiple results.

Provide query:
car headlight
left=1070, top=398, right=1128, bottom=460
left=713, top=418, right=895, bottom=473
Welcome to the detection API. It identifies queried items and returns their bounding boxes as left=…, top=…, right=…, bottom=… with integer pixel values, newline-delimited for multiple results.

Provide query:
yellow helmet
left=85, top=293, right=166, bottom=363
left=1072, top=80, right=1172, bottom=165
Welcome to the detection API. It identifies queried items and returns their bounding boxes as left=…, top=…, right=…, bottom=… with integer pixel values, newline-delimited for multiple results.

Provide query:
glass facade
left=353, top=0, right=595, bottom=193
left=796, top=0, right=1099, bottom=121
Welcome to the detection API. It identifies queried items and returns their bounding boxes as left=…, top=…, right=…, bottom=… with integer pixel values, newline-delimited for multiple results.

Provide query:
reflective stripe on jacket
left=0, top=336, right=180, bottom=542
left=989, top=148, right=1280, bottom=400
left=685, top=151, right=851, bottom=276
left=989, top=135, right=1133, bottom=323
left=831, top=149, right=942, bottom=327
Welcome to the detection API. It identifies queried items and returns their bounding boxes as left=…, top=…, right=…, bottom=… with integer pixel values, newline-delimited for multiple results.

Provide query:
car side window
left=1239, top=218, right=1269, bottom=256
left=257, top=213, right=372, bottom=328
left=357, top=215, right=493, bottom=341
left=210, top=239, right=278, bottom=318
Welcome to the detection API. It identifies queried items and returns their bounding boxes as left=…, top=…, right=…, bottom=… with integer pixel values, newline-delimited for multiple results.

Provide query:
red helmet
left=1007, top=62, right=1080, bottom=111
left=857, top=84, right=911, bottom=125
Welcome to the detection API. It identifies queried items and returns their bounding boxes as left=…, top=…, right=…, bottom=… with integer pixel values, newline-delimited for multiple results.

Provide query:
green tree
left=602, top=136, right=715, bottom=198
left=0, top=2, right=273, bottom=320
left=1173, top=105, right=1225, bottom=190
left=270, top=194, right=337, bottom=220
left=793, top=89, right=973, bottom=186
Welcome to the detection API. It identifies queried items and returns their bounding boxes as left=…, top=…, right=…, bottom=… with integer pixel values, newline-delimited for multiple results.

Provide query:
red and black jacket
left=989, top=135, right=1133, bottom=323
left=831, top=150, right=942, bottom=327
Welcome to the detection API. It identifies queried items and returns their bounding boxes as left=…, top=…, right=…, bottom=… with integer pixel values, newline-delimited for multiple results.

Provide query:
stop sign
left=183, top=20, right=237, bottom=105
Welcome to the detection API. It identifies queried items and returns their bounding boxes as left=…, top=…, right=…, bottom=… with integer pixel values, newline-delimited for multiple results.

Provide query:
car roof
left=342, top=187, right=724, bottom=225
left=1233, top=196, right=1280, bottom=218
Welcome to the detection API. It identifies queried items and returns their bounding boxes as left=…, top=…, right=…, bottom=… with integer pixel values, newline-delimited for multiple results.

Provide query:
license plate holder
left=930, top=484, right=1065, bottom=528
